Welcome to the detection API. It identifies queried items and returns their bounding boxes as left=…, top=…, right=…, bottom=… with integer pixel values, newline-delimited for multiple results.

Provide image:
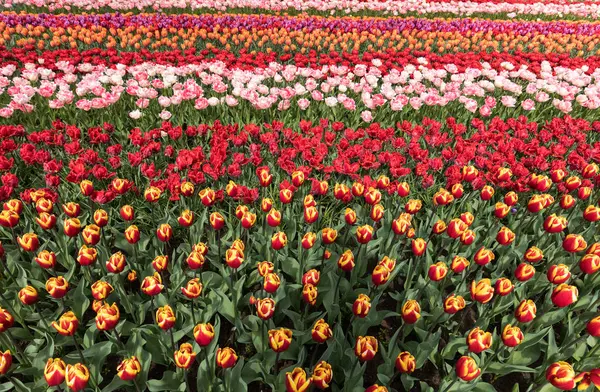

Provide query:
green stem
left=344, top=358, right=360, bottom=392
left=5, top=329, right=29, bottom=366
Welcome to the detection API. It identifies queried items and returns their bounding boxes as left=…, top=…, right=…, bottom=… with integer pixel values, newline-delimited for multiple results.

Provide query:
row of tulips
left=0, top=115, right=597, bottom=391
left=2, top=13, right=600, bottom=56
left=1, top=0, right=600, bottom=18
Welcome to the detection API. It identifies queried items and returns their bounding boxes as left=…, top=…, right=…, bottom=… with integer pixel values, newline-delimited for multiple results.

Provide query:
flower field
left=0, top=1, right=599, bottom=392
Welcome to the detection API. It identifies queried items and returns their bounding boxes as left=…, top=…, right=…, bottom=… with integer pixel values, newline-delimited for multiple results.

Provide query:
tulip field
left=1, top=1, right=600, bottom=392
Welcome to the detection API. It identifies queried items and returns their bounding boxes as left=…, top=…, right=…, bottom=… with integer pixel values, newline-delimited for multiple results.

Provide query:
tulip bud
left=515, top=263, right=535, bottom=282
left=460, top=230, right=476, bottom=246
left=428, top=262, right=448, bottom=282
left=280, top=189, right=294, bottom=204
left=338, top=250, right=355, bottom=272
left=65, top=364, right=88, bottom=392
left=0, top=350, right=11, bottom=375
left=18, top=286, right=38, bottom=305
left=257, top=261, right=274, bottom=277
left=0, top=210, right=19, bottom=228
left=77, top=245, right=97, bottom=266
left=194, top=323, right=215, bottom=346
left=546, top=362, right=576, bottom=390
left=405, top=199, right=422, bottom=214
left=106, top=251, right=125, bottom=274
left=551, top=284, right=578, bottom=308
left=52, top=311, right=79, bottom=336
left=462, top=166, right=479, bottom=182
left=35, top=249, right=56, bottom=269
left=93, top=209, right=108, bottom=227
left=566, top=176, right=581, bottom=191
left=263, top=273, right=281, bottom=293
left=471, top=279, right=494, bottom=304
left=370, top=204, right=384, bottom=222
left=579, top=186, right=592, bottom=200
left=401, top=300, right=421, bottom=324
left=364, top=188, right=382, bottom=206
left=502, top=324, right=524, bottom=347
left=494, top=277, right=513, bottom=296
left=180, top=181, right=195, bottom=197
left=395, top=181, right=410, bottom=197
left=312, top=361, right=333, bottom=390
left=44, top=358, right=66, bottom=386
left=321, top=228, right=337, bottom=245
left=333, top=183, right=351, bottom=202
left=36, top=198, right=54, bottom=214
left=392, top=218, right=410, bottom=235
left=302, top=232, right=317, bottom=249
left=91, top=281, right=113, bottom=301
left=411, top=238, right=426, bottom=256
left=141, top=273, right=163, bottom=296
left=547, top=264, right=571, bottom=284
left=466, top=327, right=492, bottom=353
left=210, top=212, right=225, bottom=230
left=178, top=210, right=194, bottom=227
left=285, top=367, right=311, bottom=392
left=152, top=255, right=169, bottom=273
left=62, top=202, right=80, bottom=218
left=112, top=178, right=131, bottom=195
left=480, top=185, right=494, bottom=201
left=432, top=220, right=447, bottom=234
left=524, top=247, right=543, bottom=263
left=352, top=182, right=365, bottom=197
left=560, top=194, right=576, bottom=210
left=581, top=254, right=600, bottom=274
left=35, top=212, right=56, bottom=230
left=187, top=251, right=205, bottom=270
left=353, top=294, right=371, bottom=318
left=444, top=294, right=466, bottom=314
left=0, top=307, right=14, bottom=332
left=563, top=234, right=587, bottom=253
left=17, top=232, right=39, bottom=252
left=496, top=226, right=515, bottom=245
left=474, top=247, right=495, bottom=266
left=551, top=168, right=566, bottom=183
left=461, top=211, right=475, bottom=225
left=584, top=205, right=600, bottom=222
left=267, top=209, right=282, bottom=227
left=256, top=298, right=276, bottom=320
left=269, top=328, right=293, bottom=353
left=544, top=214, right=567, bottom=233
left=182, top=278, right=202, bottom=299
left=241, top=211, right=257, bottom=229
left=451, top=256, right=469, bottom=273
left=117, top=357, right=141, bottom=381
left=587, top=315, right=600, bottom=337
left=128, top=271, right=138, bottom=282
left=515, top=299, right=537, bottom=323
left=174, top=343, right=196, bottom=369
left=456, top=356, right=480, bottom=381
left=433, top=188, right=454, bottom=206
left=144, top=186, right=161, bottom=202
left=302, top=269, right=320, bottom=286
left=96, top=303, right=120, bottom=331
left=395, top=351, right=416, bottom=374
left=311, top=319, right=332, bottom=343
left=345, top=208, right=357, bottom=225
left=124, top=225, right=140, bottom=244
left=447, top=218, right=467, bottom=239
left=302, top=284, right=318, bottom=305
left=199, top=188, right=216, bottom=206
left=303, top=194, right=316, bottom=208
left=156, top=223, right=173, bottom=242
left=355, top=336, right=378, bottom=361
left=120, top=205, right=135, bottom=221
left=46, top=276, right=69, bottom=299
left=3, top=199, right=22, bottom=214
left=216, top=347, right=238, bottom=369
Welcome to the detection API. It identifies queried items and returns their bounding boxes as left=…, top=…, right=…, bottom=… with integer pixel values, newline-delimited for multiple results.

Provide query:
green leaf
left=147, top=371, right=183, bottom=391
left=484, top=363, right=536, bottom=376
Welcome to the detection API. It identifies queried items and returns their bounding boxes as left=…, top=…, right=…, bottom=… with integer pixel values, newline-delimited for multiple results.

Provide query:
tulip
left=124, top=225, right=140, bottom=244
left=395, top=351, right=416, bottom=374
left=471, top=279, right=494, bottom=304
left=353, top=294, right=371, bottom=318
left=235, top=206, right=249, bottom=220
left=266, top=209, right=282, bottom=227
left=444, top=294, right=466, bottom=314
left=433, top=188, right=454, bottom=206
left=3, top=199, right=22, bottom=214
left=18, top=286, right=38, bottom=305
left=0, top=350, right=11, bottom=375
left=305, top=206, right=319, bottom=224
left=546, top=362, right=576, bottom=390
left=397, top=182, right=410, bottom=197
left=494, top=278, right=514, bottom=296
left=35, top=250, right=56, bottom=269
left=96, top=303, right=120, bottom=331
left=210, top=212, right=225, bottom=230
left=263, top=273, right=281, bottom=293
left=152, top=255, right=169, bottom=273
left=429, top=220, right=446, bottom=236
left=551, top=284, right=578, bottom=308
left=392, top=218, right=410, bottom=236
left=587, top=315, right=600, bottom=337
left=560, top=194, right=576, bottom=210
left=334, top=183, right=351, bottom=202
left=428, top=262, right=448, bottom=282
left=141, top=273, right=163, bottom=296
left=528, top=194, right=547, bottom=213
left=474, top=247, right=495, bottom=266
left=81, top=279, right=103, bottom=311
left=35, top=212, right=56, bottom=230
left=17, top=233, right=39, bottom=252
left=355, top=336, right=378, bottom=361
left=588, top=243, right=600, bottom=256
left=566, top=176, right=582, bottom=191
left=404, top=199, right=422, bottom=214
left=515, top=263, right=535, bottom=282
left=364, top=188, right=381, bottom=205
left=92, top=209, right=108, bottom=227
left=36, top=198, right=54, bottom=214
left=312, top=361, right=333, bottom=390
left=225, top=249, right=244, bottom=269
left=177, top=210, right=194, bottom=227
left=321, top=228, right=337, bottom=245
left=199, top=188, right=216, bottom=206
left=231, top=240, right=245, bottom=254
left=337, top=250, right=355, bottom=272
left=62, top=217, right=81, bottom=238
left=365, top=386, right=388, bottom=392
left=285, top=367, right=311, bottom=392
left=280, top=189, right=293, bottom=204
left=302, top=232, right=317, bottom=249
left=451, top=256, right=469, bottom=273
left=547, top=264, right=571, bottom=284
left=502, top=324, right=524, bottom=347
left=77, top=245, right=97, bottom=266
left=302, top=284, right=318, bottom=305
left=156, top=223, right=173, bottom=242
left=563, top=234, right=587, bottom=253
left=52, top=311, right=79, bottom=336
left=61, top=201, right=81, bottom=218
left=46, top=276, right=69, bottom=299
left=467, top=328, right=492, bottom=353
left=524, top=247, right=543, bottom=263
left=0, top=210, right=19, bottom=228
left=106, top=251, right=126, bottom=274
left=181, top=278, right=202, bottom=299
left=117, top=357, right=141, bottom=381
left=580, top=254, right=600, bottom=274
left=45, top=358, right=67, bottom=386
left=180, top=182, right=195, bottom=197
left=370, top=204, right=384, bottom=222
left=291, top=171, right=305, bottom=187
left=194, top=323, right=215, bottom=346
left=271, top=232, right=287, bottom=250
left=345, top=208, right=357, bottom=225
left=256, top=298, right=275, bottom=320
left=302, top=269, right=320, bottom=286
left=515, top=299, right=537, bottom=323
left=451, top=183, right=464, bottom=199
left=372, top=264, right=391, bottom=286
left=544, top=214, right=567, bottom=233
left=174, top=343, right=196, bottom=369
left=401, top=300, right=421, bottom=324
left=352, top=182, right=365, bottom=197
left=551, top=169, right=566, bottom=183
left=216, top=347, right=238, bottom=369
left=312, top=319, right=332, bottom=343
left=456, top=356, right=480, bottom=381
left=156, top=305, right=176, bottom=330
left=241, top=211, right=257, bottom=229
left=480, top=185, right=494, bottom=201
left=127, top=271, right=137, bottom=282
left=269, top=328, right=293, bottom=352
left=584, top=205, right=600, bottom=222
left=144, top=186, right=161, bottom=202
left=187, top=251, right=205, bottom=270
left=0, top=308, right=14, bottom=332
left=504, top=191, right=518, bottom=206
left=355, top=225, right=374, bottom=244
left=112, top=179, right=131, bottom=195
left=496, top=226, right=515, bottom=245
left=447, top=218, right=467, bottom=239
left=411, top=238, right=427, bottom=256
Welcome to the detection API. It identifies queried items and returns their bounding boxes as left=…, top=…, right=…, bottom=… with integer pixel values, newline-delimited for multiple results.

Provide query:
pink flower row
left=1, top=59, right=599, bottom=120
left=1, top=0, right=600, bottom=17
